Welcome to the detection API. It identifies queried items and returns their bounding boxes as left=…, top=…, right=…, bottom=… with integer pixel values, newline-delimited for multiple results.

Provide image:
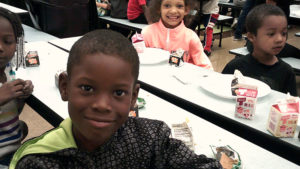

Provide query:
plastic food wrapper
left=171, top=120, right=194, bottom=151
left=25, top=51, right=40, bottom=67
left=232, top=70, right=258, bottom=120
left=131, top=32, right=145, bottom=53
left=267, top=93, right=299, bottom=137
left=231, top=70, right=245, bottom=96
left=210, top=145, right=242, bottom=169
left=129, top=97, right=146, bottom=117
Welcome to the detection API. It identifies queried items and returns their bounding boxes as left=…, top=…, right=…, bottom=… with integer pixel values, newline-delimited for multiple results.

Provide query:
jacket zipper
left=166, top=29, right=170, bottom=51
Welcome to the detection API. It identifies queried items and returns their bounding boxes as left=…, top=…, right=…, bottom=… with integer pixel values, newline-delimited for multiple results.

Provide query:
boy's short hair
left=245, top=4, right=286, bottom=35
left=67, top=29, right=140, bottom=83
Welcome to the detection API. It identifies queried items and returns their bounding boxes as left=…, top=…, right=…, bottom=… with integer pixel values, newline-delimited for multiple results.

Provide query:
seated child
left=142, top=0, right=213, bottom=70
left=96, top=0, right=130, bottom=36
left=0, top=7, right=34, bottom=166
left=222, top=4, right=297, bottom=96
left=96, top=0, right=128, bottom=19
left=127, top=0, right=148, bottom=24
left=9, top=30, right=222, bottom=169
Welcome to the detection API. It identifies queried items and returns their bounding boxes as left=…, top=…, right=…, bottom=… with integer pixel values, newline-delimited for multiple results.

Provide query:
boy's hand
left=19, top=80, right=34, bottom=99
left=0, top=79, right=25, bottom=106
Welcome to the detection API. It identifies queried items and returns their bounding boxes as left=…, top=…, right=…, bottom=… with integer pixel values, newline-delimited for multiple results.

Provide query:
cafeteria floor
left=20, top=25, right=300, bottom=142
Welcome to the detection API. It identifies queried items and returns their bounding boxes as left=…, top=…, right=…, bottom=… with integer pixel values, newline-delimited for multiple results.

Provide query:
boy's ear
left=130, top=83, right=140, bottom=110
left=247, top=32, right=255, bottom=43
left=58, top=72, right=69, bottom=101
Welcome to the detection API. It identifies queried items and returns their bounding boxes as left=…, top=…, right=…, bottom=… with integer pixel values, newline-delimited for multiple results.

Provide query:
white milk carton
left=267, top=95, right=299, bottom=137
left=131, top=32, right=145, bottom=53
left=235, top=84, right=258, bottom=120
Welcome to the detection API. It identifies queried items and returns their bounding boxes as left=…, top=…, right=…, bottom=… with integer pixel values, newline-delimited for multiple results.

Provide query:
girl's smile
left=160, top=0, right=188, bottom=29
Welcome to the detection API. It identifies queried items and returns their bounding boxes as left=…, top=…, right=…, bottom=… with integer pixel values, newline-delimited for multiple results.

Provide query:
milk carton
left=267, top=95, right=299, bottom=137
left=131, top=32, right=145, bottom=53
left=235, top=84, right=258, bottom=120
left=232, top=70, right=258, bottom=119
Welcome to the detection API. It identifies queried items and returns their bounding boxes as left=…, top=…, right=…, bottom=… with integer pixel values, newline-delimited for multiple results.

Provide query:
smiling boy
left=222, top=4, right=297, bottom=96
left=10, top=30, right=221, bottom=169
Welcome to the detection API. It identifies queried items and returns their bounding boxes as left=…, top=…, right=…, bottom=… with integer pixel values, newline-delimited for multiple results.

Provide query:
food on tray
left=231, top=70, right=244, bottom=96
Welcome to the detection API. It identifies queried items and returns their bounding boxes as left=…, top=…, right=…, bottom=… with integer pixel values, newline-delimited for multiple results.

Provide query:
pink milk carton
left=131, top=32, right=145, bottom=53
left=267, top=96, right=299, bottom=137
left=235, top=84, right=258, bottom=120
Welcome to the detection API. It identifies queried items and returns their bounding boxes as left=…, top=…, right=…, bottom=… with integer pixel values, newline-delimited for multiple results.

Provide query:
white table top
left=23, top=24, right=59, bottom=43
left=99, top=16, right=147, bottom=31
left=18, top=42, right=69, bottom=118
left=48, top=36, right=81, bottom=52
left=138, top=60, right=300, bottom=146
left=17, top=41, right=299, bottom=169
left=139, top=90, right=299, bottom=169
left=0, top=2, right=28, bottom=14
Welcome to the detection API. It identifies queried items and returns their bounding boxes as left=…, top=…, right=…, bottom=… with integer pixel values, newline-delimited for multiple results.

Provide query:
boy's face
left=160, top=0, right=188, bottom=29
left=0, top=16, right=16, bottom=69
left=59, top=53, right=139, bottom=151
left=248, top=15, right=287, bottom=57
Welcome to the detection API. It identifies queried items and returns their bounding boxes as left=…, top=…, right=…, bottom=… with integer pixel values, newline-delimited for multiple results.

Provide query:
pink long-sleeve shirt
left=141, top=20, right=213, bottom=70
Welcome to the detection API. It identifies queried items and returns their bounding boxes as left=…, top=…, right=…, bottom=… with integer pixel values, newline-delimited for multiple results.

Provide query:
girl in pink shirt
left=142, top=0, right=213, bottom=69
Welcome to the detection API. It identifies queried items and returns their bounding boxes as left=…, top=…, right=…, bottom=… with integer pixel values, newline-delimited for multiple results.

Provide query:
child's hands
left=0, top=79, right=25, bottom=106
left=19, top=80, right=34, bottom=99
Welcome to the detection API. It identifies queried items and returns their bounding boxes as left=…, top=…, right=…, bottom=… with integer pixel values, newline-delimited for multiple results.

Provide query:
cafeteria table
left=48, top=36, right=81, bottom=52
left=46, top=37, right=300, bottom=165
left=16, top=41, right=299, bottom=169
left=0, top=2, right=28, bottom=15
left=98, top=16, right=147, bottom=33
left=23, top=24, right=58, bottom=42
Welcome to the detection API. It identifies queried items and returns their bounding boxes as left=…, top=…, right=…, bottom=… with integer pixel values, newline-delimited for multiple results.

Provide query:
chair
left=24, top=0, right=98, bottom=38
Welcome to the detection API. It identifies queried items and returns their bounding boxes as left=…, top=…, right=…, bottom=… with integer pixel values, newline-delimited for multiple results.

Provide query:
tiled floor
left=20, top=25, right=300, bottom=142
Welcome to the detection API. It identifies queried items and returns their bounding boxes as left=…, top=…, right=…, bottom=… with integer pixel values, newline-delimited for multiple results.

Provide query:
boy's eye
left=163, top=4, right=170, bottom=8
left=4, top=39, right=15, bottom=45
left=114, top=90, right=126, bottom=97
left=176, top=4, right=184, bottom=8
left=80, top=85, right=94, bottom=92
